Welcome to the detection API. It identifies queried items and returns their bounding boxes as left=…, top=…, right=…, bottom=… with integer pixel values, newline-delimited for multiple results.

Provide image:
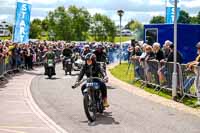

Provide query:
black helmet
left=85, top=53, right=96, bottom=61
left=196, top=42, right=200, bottom=49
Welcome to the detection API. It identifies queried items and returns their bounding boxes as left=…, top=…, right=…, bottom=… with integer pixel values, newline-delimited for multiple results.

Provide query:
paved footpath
left=0, top=69, right=67, bottom=133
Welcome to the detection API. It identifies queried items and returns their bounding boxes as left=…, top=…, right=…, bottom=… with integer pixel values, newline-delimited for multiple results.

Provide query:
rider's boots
left=103, top=98, right=110, bottom=108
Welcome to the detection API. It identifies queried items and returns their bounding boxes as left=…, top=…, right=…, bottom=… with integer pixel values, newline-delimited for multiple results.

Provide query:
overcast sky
left=0, top=0, right=199, bottom=25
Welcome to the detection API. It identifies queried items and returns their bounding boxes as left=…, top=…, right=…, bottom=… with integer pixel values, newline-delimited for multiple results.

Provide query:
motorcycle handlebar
left=71, top=77, right=105, bottom=89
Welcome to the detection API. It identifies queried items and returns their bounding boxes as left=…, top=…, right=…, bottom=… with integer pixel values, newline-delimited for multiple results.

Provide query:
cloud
left=0, top=0, right=199, bottom=24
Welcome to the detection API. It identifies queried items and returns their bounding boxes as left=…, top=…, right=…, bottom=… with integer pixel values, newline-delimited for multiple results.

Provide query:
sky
left=0, top=0, right=199, bottom=25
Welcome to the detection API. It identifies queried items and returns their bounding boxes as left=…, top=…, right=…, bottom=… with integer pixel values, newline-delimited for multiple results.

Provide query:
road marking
left=0, top=128, right=27, bottom=133
left=0, top=126, right=46, bottom=129
left=26, top=71, right=69, bottom=133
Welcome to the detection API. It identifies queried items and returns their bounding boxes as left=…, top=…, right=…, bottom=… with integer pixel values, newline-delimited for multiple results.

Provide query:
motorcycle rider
left=73, top=53, right=109, bottom=108
left=94, top=43, right=107, bottom=73
left=81, top=44, right=91, bottom=60
left=93, top=43, right=107, bottom=63
left=43, top=46, right=56, bottom=75
left=62, top=44, right=73, bottom=69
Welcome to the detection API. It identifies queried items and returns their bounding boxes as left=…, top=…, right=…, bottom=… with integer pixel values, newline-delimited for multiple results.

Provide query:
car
left=121, top=30, right=133, bottom=36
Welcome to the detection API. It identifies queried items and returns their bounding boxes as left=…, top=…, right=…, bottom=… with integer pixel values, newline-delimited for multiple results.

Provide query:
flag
left=13, top=0, right=32, bottom=43
left=165, top=0, right=181, bottom=24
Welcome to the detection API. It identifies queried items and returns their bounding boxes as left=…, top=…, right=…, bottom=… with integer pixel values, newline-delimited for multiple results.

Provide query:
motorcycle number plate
left=86, top=82, right=100, bottom=89
left=48, top=60, right=53, bottom=67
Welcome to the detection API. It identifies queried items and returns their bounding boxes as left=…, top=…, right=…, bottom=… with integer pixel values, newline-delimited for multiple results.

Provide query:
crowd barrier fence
left=129, top=58, right=199, bottom=102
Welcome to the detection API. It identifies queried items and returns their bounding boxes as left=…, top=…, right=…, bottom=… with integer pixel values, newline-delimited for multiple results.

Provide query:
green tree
left=125, top=20, right=135, bottom=29
left=150, top=16, right=165, bottom=24
left=197, top=11, right=200, bottom=24
left=129, top=20, right=143, bottom=31
left=178, top=10, right=190, bottom=24
left=190, top=16, right=198, bottom=24
left=47, top=6, right=72, bottom=41
left=92, top=13, right=116, bottom=42
left=29, top=19, right=42, bottom=39
left=67, top=5, right=91, bottom=41
left=41, top=18, right=49, bottom=31
left=8, top=25, right=13, bottom=34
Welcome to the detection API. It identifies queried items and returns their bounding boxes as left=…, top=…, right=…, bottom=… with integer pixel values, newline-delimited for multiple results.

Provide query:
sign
left=13, top=0, right=32, bottom=43
left=165, top=0, right=180, bottom=24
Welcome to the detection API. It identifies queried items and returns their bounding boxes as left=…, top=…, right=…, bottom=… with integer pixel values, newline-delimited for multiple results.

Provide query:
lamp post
left=117, top=10, right=124, bottom=64
left=172, top=0, right=178, bottom=100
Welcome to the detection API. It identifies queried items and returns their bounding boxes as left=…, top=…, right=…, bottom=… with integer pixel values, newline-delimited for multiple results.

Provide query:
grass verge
left=87, top=36, right=133, bottom=43
left=110, top=63, right=198, bottom=108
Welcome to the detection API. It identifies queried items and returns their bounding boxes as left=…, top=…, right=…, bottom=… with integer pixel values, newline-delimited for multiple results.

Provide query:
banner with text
left=166, top=0, right=180, bottom=24
left=13, top=0, right=32, bottom=43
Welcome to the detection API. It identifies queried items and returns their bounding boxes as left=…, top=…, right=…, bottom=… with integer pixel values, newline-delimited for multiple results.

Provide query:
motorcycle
left=74, top=58, right=84, bottom=71
left=97, top=62, right=107, bottom=76
left=64, top=57, right=73, bottom=75
left=46, top=59, right=55, bottom=79
left=72, top=77, right=106, bottom=122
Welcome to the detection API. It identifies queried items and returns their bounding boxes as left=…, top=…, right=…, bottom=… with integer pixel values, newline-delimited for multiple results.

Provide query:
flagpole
left=12, top=0, right=18, bottom=42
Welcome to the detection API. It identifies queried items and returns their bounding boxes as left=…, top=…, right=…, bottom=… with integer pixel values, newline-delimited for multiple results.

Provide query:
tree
left=197, top=11, right=200, bottom=24
left=178, top=10, right=190, bottom=24
left=41, top=18, right=49, bottom=31
left=91, top=13, right=116, bottom=42
left=150, top=16, right=165, bottom=24
left=129, top=20, right=142, bottom=31
left=47, top=6, right=72, bottom=41
left=190, top=16, right=198, bottom=24
left=125, top=20, right=135, bottom=29
left=67, top=5, right=91, bottom=41
left=29, top=19, right=42, bottom=39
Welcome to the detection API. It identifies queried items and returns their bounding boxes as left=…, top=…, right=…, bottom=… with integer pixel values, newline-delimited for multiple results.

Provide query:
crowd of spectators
left=0, top=40, right=122, bottom=75
left=0, top=40, right=64, bottom=73
left=129, top=40, right=183, bottom=84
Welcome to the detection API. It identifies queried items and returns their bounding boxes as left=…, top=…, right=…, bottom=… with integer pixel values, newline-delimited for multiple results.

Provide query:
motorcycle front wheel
left=83, top=94, right=96, bottom=122
left=48, top=68, right=52, bottom=79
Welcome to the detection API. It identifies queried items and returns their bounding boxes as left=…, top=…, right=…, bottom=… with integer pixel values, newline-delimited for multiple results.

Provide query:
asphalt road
left=31, top=64, right=200, bottom=133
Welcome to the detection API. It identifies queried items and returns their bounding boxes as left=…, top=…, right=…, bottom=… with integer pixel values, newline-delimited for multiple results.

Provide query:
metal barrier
left=129, top=58, right=200, bottom=101
left=179, top=65, right=198, bottom=101
left=0, top=49, right=62, bottom=84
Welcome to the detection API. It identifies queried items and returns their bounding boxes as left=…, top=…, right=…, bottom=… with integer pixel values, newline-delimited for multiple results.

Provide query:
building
left=0, top=21, right=11, bottom=37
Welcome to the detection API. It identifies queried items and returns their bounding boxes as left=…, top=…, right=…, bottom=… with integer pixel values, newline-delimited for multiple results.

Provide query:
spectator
left=144, top=45, right=155, bottom=82
left=153, top=42, right=164, bottom=61
left=166, top=44, right=183, bottom=64
left=186, top=42, right=200, bottom=106
left=163, top=40, right=172, bottom=59
left=158, top=43, right=183, bottom=86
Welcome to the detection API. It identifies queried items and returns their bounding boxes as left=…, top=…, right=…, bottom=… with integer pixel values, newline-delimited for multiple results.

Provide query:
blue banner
left=13, top=0, right=31, bottom=43
left=165, top=0, right=180, bottom=24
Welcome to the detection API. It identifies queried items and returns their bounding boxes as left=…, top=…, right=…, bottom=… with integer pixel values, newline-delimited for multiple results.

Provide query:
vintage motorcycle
left=72, top=77, right=106, bottom=122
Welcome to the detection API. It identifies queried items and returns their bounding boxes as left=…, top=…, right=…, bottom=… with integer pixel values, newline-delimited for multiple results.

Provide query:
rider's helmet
left=85, top=53, right=96, bottom=65
left=48, top=46, right=53, bottom=51
left=84, top=44, right=90, bottom=48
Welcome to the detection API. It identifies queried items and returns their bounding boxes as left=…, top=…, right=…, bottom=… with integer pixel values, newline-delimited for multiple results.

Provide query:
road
left=31, top=64, right=200, bottom=133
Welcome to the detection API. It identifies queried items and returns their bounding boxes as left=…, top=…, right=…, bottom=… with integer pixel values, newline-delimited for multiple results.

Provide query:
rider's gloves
left=104, top=76, right=109, bottom=83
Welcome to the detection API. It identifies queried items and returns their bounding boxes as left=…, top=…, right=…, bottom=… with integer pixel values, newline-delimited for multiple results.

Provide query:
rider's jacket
left=63, top=48, right=73, bottom=58
left=81, top=50, right=91, bottom=60
left=93, top=50, right=107, bottom=62
left=77, top=62, right=105, bottom=82
left=44, top=51, right=55, bottom=60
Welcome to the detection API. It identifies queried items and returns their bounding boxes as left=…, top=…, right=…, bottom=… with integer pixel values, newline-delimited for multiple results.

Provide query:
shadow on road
left=80, top=112, right=120, bottom=126
left=23, top=71, right=43, bottom=76
left=44, top=77, right=61, bottom=80
left=107, top=85, right=117, bottom=90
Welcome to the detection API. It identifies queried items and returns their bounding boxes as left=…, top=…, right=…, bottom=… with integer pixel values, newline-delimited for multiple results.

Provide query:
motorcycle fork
left=88, top=88, right=97, bottom=112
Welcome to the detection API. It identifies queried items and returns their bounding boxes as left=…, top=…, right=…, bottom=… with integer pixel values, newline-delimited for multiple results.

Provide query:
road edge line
left=25, top=72, right=69, bottom=133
